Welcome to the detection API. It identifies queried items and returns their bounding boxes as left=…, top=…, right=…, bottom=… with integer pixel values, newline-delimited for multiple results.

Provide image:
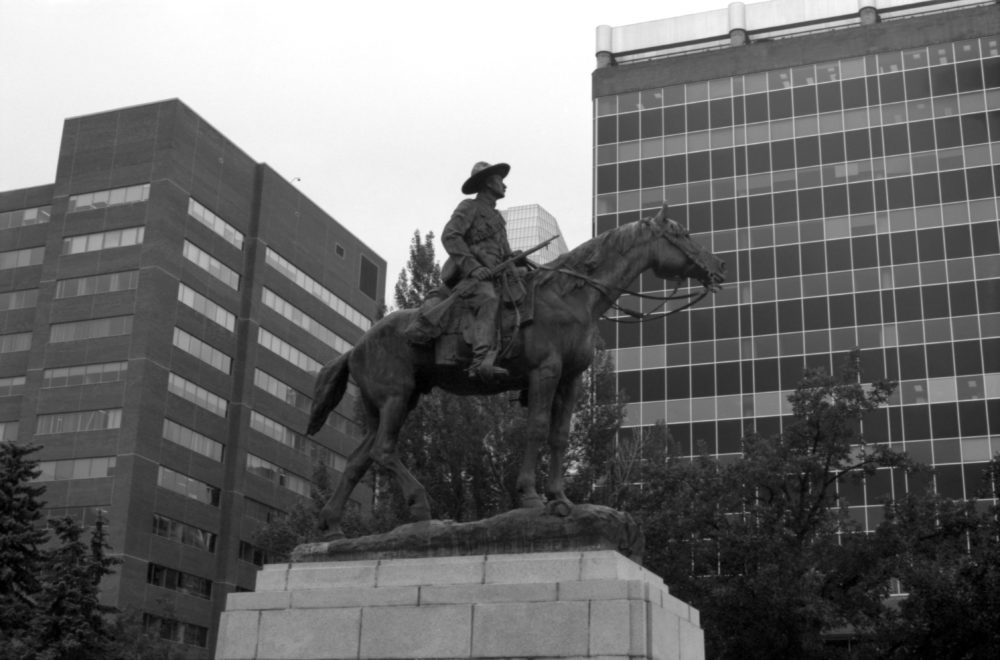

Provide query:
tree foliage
left=393, top=230, right=442, bottom=310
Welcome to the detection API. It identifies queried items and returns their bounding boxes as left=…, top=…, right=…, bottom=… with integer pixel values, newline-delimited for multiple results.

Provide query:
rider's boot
left=468, top=298, right=508, bottom=382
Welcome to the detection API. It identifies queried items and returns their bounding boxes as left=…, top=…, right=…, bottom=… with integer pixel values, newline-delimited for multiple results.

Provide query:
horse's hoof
left=546, top=500, right=573, bottom=517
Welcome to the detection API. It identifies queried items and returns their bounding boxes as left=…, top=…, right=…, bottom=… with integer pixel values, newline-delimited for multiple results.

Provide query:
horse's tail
left=306, top=350, right=352, bottom=436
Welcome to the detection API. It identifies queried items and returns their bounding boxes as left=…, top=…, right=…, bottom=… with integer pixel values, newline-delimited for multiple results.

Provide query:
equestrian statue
left=306, top=161, right=726, bottom=540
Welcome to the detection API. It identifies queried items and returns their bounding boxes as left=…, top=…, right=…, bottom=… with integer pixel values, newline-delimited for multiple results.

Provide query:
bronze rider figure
left=441, top=161, right=523, bottom=382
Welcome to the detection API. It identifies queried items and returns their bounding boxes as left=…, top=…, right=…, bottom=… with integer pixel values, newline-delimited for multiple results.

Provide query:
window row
left=254, top=369, right=311, bottom=413
left=172, top=327, right=231, bottom=374
left=62, top=226, right=144, bottom=255
left=598, top=38, right=1000, bottom=113
left=157, top=466, right=219, bottom=506
left=35, top=456, right=117, bottom=481
left=0, top=288, right=37, bottom=311
left=599, top=60, right=1000, bottom=142
left=0, top=246, right=44, bottom=270
left=262, top=287, right=351, bottom=355
left=0, top=376, right=25, bottom=397
left=68, top=184, right=149, bottom=212
left=183, top=240, right=240, bottom=289
left=55, top=270, right=138, bottom=299
left=50, top=315, right=132, bottom=343
left=0, top=332, right=31, bottom=353
left=238, top=540, right=270, bottom=566
left=246, top=453, right=310, bottom=497
left=177, top=282, right=236, bottom=332
left=599, top=116, right=1000, bottom=190
left=244, top=497, right=282, bottom=523
left=265, top=247, right=372, bottom=331
left=249, top=410, right=347, bottom=472
left=152, top=513, right=217, bottom=553
left=146, top=562, right=212, bottom=599
left=42, top=361, right=129, bottom=388
left=143, top=613, right=208, bottom=648
left=162, top=418, right=224, bottom=462
left=0, top=205, right=50, bottom=230
left=36, top=408, right=122, bottom=435
left=187, top=198, right=244, bottom=250
left=167, top=372, right=228, bottom=417
left=257, top=327, right=322, bottom=374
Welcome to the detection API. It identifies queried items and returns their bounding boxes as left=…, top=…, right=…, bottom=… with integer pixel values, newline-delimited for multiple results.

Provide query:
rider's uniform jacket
left=441, top=197, right=514, bottom=286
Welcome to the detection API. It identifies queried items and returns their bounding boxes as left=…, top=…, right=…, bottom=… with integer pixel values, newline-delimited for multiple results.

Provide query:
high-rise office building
left=592, top=0, right=1000, bottom=530
left=0, top=99, right=383, bottom=656
left=501, top=203, right=570, bottom=264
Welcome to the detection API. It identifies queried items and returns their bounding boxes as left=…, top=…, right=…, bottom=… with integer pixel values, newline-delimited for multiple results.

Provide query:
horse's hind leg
left=318, top=401, right=378, bottom=539
left=370, top=394, right=431, bottom=521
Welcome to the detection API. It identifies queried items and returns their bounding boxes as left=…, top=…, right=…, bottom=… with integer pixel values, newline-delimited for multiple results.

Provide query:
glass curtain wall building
left=501, top=204, right=569, bottom=264
left=0, top=100, right=383, bottom=657
left=593, top=0, right=1000, bottom=531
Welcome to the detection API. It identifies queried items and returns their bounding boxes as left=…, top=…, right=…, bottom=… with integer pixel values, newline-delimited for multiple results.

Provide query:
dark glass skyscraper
left=592, top=0, right=1000, bottom=531
left=0, top=99, right=383, bottom=656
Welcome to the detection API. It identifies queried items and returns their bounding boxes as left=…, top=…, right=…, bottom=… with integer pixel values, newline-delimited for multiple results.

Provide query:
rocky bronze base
left=292, top=503, right=644, bottom=564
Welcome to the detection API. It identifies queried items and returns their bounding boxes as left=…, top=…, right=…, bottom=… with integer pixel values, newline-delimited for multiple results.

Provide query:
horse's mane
left=531, top=218, right=656, bottom=291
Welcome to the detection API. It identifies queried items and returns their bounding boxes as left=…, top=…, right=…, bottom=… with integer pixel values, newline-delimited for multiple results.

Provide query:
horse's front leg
left=544, top=375, right=582, bottom=516
left=518, top=364, right=560, bottom=509
left=369, top=394, right=431, bottom=521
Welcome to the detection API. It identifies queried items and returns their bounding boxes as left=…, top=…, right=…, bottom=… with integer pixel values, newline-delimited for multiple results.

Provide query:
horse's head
left=647, top=208, right=726, bottom=292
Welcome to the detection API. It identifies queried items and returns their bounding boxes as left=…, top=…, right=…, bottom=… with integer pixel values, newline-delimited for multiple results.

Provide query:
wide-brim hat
left=462, top=161, right=510, bottom=195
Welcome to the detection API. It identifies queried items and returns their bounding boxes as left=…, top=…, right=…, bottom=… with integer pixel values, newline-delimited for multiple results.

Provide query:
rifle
left=419, top=235, right=558, bottom=330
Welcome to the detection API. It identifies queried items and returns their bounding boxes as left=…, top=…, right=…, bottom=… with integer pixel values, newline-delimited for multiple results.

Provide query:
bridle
left=535, top=223, right=722, bottom=324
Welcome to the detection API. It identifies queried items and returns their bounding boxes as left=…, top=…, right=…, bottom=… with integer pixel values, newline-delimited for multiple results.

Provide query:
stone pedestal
left=217, top=550, right=703, bottom=660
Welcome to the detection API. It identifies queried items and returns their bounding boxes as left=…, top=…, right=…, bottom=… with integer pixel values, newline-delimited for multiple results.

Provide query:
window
left=0, top=205, right=50, bottom=230
left=253, top=369, right=311, bottom=412
left=49, top=315, right=132, bottom=343
left=0, top=246, right=44, bottom=270
left=264, top=247, right=372, bottom=330
left=262, top=288, right=351, bottom=354
left=35, top=457, right=116, bottom=481
left=147, top=563, right=212, bottom=599
left=257, top=327, right=322, bottom=374
left=246, top=454, right=309, bottom=496
left=177, top=283, right=235, bottom=332
left=0, top=421, right=19, bottom=442
left=0, top=332, right=31, bottom=354
left=244, top=498, right=282, bottom=522
left=152, top=514, right=217, bottom=552
left=35, top=409, right=122, bottom=435
left=187, top=198, right=243, bottom=250
left=249, top=410, right=307, bottom=452
left=359, top=255, right=379, bottom=300
left=0, top=288, right=38, bottom=311
left=182, top=240, right=239, bottom=289
left=238, top=540, right=270, bottom=566
left=68, top=183, right=149, bottom=212
left=42, top=361, right=128, bottom=388
left=162, top=419, right=223, bottom=461
left=143, top=614, right=209, bottom=648
left=0, top=376, right=26, bottom=397
left=172, top=327, right=231, bottom=373
left=55, top=271, right=138, bottom=298
left=156, top=466, right=219, bottom=506
left=167, top=373, right=228, bottom=417
left=61, top=227, right=144, bottom=255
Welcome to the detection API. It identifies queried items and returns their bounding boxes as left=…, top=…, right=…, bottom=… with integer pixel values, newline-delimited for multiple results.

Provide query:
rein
left=536, top=265, right=710, bottom=324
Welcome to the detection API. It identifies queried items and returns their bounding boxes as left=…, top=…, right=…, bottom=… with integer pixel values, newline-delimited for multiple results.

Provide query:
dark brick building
left=0, top=99, right=383, bottom=656
left=593, top=0, right=1000, bottom=533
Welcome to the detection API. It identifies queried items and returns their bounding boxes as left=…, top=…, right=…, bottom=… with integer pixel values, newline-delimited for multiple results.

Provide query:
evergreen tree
left=393, top=230, right=441, bottom=309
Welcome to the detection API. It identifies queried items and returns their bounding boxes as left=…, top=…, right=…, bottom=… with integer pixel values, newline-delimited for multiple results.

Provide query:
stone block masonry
left=216, top=550, right=703, bottom=660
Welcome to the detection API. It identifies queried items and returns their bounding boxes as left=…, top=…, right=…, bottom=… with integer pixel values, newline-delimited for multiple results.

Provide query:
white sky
left=0, top=0, right=731, bottom=291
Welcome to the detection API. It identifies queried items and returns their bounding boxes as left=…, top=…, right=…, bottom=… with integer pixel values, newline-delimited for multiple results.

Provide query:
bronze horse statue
left=306, top=205, right=725, bottom=538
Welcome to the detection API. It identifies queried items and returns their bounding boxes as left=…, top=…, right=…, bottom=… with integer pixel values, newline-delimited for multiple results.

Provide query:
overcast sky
left=0, top=0, right=732, bottom=291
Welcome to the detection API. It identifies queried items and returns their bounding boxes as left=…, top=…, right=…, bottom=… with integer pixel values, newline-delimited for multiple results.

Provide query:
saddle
left=404, top=272, right=535, bottom=369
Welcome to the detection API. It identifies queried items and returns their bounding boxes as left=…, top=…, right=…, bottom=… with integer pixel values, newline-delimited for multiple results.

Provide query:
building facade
left=0, top=99, right=383, bottom=656
left=592, top=0, right=1000, bottom=531
left=501, top=203, right=570, bottom=264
